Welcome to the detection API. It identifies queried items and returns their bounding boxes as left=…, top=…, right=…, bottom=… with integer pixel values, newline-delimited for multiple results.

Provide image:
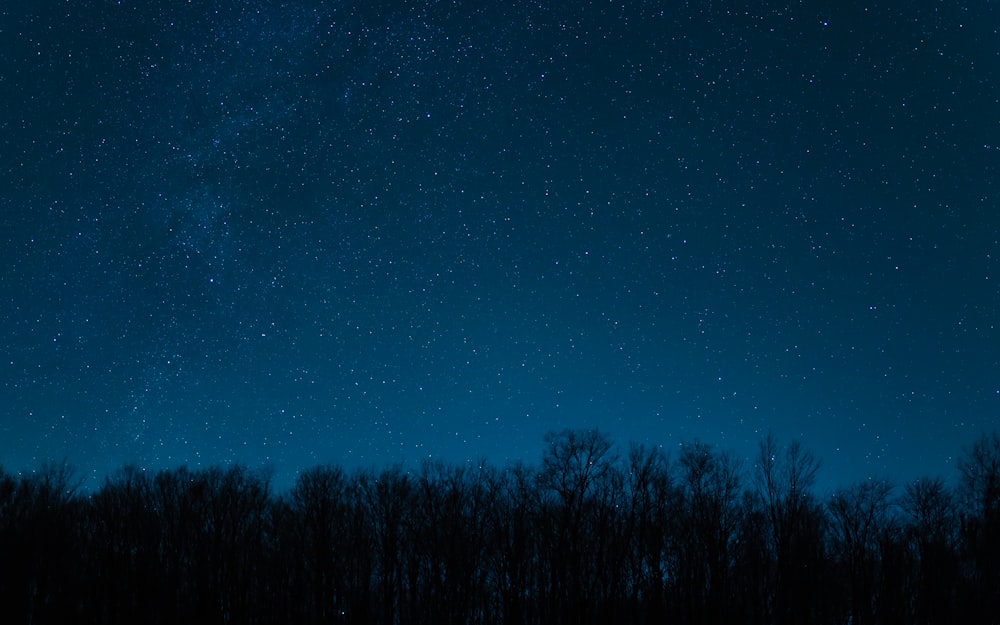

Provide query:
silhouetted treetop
left=1, top=430, right=999, bottom=625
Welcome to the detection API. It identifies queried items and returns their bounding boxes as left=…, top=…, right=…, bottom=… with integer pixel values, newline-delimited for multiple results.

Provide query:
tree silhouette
left=622, top=443, right=674, bottom=624
left=754, top=434, right=831, bottom=625
left=360, top=465, right=413, bottom=625
left=86, top=465, right=161, bottom=623
left=0, top=460, right=83, bottom=624
left=827, top=478, right=895, bottom=625
left=537, top=428, right=620, bottom=625
left=900, top=476, right=959, bottom=625
left=2, top=430, right=998, bottom=624
left=482, top=462, right=541, bottom=625
left=289, top=465, right=353, bottom=625
left=957, top=431, right=1000, bottom=623
left=672, top=441, right=742, bottom=625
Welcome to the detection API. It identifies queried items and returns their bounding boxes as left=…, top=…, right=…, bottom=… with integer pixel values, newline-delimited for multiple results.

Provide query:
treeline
left=2, top=430, right=999, bottom=625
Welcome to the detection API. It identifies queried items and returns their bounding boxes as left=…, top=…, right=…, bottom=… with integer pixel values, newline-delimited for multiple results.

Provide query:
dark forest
left=2, top=430, right=999, bottom=625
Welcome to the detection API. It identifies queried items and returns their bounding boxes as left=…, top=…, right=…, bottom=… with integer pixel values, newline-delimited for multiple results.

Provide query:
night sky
left=3, top=0, right=999, bottom=493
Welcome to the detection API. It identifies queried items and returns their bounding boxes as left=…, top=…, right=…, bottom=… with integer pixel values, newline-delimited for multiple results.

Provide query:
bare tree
left=956, top=431, right=1000, bottom=623
left=827, top=478, right=895, bottom=625
left=958, top=431, right=1000, bottom=518
left=754, top=434, right=828, bottom=625
left=360, top=465, right=413, bottom=625
left=87, top=465, right=161, bottom=623
left=0, top=460, right=84, bottom=624
left=290, top=465, right=352, bottom=625
left=673, top=441, right=743, bottom=625
left=623, top=444, right=675, bottom=624
left=482, top=462, right=541, bottom=625
left=537, top=429, right=620, bottom=625
left=539, top=429, right=617, bottom=516
left=900, top=477, right=958, bottom=625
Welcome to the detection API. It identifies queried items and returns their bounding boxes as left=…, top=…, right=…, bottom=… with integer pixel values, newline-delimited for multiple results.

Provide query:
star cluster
left=2, top=1, right=999, bottom=491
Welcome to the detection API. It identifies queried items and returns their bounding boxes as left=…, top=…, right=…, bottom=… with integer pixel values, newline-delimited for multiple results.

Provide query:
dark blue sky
left=3, top=0, right=999, bottom=493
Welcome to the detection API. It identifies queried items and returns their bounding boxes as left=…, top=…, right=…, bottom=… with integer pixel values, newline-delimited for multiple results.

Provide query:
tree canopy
left=1, top=430, right=997, bottom=625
